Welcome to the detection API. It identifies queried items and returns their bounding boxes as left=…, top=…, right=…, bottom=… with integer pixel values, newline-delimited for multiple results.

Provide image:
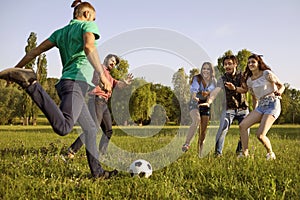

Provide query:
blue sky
left=1, top=0, right=299, bottom=89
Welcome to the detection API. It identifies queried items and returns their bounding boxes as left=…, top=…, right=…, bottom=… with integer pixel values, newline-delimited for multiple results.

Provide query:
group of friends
left=0, top=0, right=285, bottom=179
left=182, top=54, right=285, bottom=160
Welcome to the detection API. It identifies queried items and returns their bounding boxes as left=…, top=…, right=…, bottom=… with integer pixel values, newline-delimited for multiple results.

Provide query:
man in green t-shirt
left=0, top=1, right=117, bottom=179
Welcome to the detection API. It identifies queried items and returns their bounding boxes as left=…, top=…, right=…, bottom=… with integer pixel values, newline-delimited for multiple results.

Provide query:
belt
left=228, top=107, right=247, bottom=111
left=95, top=95, right=108, bottom=103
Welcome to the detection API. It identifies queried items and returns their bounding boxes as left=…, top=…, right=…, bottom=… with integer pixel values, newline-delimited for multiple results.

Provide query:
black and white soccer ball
left=129, top=159, right=152, bottom=178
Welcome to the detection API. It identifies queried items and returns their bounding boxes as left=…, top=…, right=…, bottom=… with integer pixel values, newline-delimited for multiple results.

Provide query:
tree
left=188, top=68, right=199, bottom=84
left=150, top=83, right=176, bottom=124
left=21, top=32, right=38, bottom=125
left=110, top=59, right=129, bottom=80
left=172, top=68, right=190, bottom=125
left=129, top=79, right=156, bottom=126
left=0, top=81, right=23, bottom=124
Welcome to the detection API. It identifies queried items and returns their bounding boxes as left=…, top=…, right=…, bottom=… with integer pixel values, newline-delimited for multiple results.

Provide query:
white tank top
left=246, top=70, right=278, bottom=99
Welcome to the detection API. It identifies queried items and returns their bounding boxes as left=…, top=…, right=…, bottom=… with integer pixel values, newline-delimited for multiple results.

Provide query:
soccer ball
left=129, top=159, right=152, bottom=178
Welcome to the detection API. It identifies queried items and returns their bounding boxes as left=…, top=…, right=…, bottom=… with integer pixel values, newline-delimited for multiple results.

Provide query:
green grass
left=0, top=125, right=299, bottom=199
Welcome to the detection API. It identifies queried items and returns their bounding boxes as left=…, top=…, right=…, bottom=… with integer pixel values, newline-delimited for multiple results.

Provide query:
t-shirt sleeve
left=48, top=29, right=59, bottom=45
left=83, top=21, right=100, bottom=40
left=190, top=76, right=199, bottom=93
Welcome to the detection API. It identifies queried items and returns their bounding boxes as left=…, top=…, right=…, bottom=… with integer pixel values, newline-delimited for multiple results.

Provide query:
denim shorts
left=255, top=96, right=281, bottom=119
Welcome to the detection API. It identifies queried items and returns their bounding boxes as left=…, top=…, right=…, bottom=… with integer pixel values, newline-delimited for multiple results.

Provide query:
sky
left=1, top=0, right=300, bottom=89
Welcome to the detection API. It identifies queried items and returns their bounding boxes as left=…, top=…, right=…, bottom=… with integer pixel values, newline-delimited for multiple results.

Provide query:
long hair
left=192, top=62, right=216, bottom=87
left=243, top=54, right=271, bottom=81
left=71, top=1, right=95, bottom=19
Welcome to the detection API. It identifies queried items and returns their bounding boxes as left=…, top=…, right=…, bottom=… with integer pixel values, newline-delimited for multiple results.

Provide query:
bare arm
left=83, top=32, right=111, bottom=92
left=267, top=73, right=285, bottom=96
left=14, top=39, right=55, bottom=68
left=224, top=82, right=248, bottom=93
left=116, top=73, right=134, bottom=89
left=199, top=87, right=221, bottom=107
left=252, top=94, right=258, bottom=109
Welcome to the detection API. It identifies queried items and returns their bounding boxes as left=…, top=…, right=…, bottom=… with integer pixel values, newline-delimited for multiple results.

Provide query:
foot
left=215, top=153, right=222, bottom=158
left=0, top=68, right=37, bottom=89
left=99, top=169, right=118, bottom=179
left=266, top=152, right=276, bottom=160
left=182, top=144, right=190, bottom=152
left=60, top=148, right=75, bottom=162
left=237, top=152, right=249, bottom=159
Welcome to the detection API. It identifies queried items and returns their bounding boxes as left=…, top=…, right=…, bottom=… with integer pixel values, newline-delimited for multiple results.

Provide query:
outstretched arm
left=14, top=39, right=55, bottom=68
left=116, top=73, right=134, bottom=88
left=83, top=32, right=111, bottom=92
left=199, top=87, right=221, bottom=107
left=224, top=82, right=248, bottom=93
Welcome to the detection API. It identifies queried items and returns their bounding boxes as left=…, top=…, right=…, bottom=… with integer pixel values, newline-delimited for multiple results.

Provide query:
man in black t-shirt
left=200, top=55, right=249, bottom=157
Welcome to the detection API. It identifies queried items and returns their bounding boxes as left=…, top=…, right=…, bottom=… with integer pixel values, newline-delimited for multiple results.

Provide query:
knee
left=222, top=118, right=229, bottom=131
left=239, top=122, right=247, bottom=131
left=53, top=128, right=69, bottom=136
left=257, top=134, right=264, bottom=141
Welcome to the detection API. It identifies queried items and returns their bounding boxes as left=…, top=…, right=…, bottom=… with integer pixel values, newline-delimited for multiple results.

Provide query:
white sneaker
left=237, top=153, right=249, bottom=159
left=266, top=152, right=276, bottom=160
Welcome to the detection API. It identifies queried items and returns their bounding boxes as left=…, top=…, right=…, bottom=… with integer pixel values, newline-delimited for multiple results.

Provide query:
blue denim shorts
left=255, top=96, right=281, bottom=119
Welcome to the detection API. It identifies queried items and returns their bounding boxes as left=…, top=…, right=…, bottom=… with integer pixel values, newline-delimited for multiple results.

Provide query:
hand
left=123, top=73, right=134, bottom=85
left=99, top=74, right=112, bottom=93
left=274, top=90, right=282, bottom=96
left=202, top=91, right=210, bottom=97
left=224, top=82, right=236, bottom=90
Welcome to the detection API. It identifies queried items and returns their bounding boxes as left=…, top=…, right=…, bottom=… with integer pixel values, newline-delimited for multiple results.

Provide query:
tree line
left=0, top=33, right=299, bottom=125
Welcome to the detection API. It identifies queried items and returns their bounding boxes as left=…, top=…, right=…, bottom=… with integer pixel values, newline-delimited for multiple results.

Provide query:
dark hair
left=243, top=54, right=271, bottom=81
left=71, top=1, right=95, bottom=19
left=222, top=55, right=238, bottom=66
left=104, top=54, right=120, bottom=66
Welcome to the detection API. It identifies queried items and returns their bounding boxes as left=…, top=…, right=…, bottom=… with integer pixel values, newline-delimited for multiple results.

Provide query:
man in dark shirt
left=201, top=55, right=249, bottom=157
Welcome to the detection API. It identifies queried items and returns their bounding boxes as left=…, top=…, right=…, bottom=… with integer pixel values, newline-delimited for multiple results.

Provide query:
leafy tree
left=172, top=68, right=190, bottom=125
left=150, top=83, right=176, bottom=124
left=110, top=59, right=129, bottom=80
left=129, top=79, right=156, bottom=126
left=189, top=68, right=199, bottom=84
left=21, top=32, right=38, bottom=125
left=0, top=81, right=23, bottom=124
left=45, top=78, right=60, bottom=105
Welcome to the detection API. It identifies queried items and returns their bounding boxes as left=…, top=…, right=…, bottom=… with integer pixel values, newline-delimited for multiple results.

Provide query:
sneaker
left=237, top=153, right=249, bottom=159
left=99, top=169, right=118, bottom=179
left=182, top=144, right=190, bottom=152
left=237, top=152, right=243, bottom=158
left=266, top=152, right=276, bottom=160
left=0, top=68, right=36, bottom=89
left=60, top=148, right=75, bottom=162
left=214, top=152, right=222, bottom=158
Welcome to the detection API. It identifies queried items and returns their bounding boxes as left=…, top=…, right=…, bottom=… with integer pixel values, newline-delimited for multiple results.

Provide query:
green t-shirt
left=48, top=19, right=100, bottom=86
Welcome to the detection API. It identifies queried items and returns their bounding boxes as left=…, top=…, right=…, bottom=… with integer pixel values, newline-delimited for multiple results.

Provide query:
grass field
left=0, top=125, right=299, bottom=199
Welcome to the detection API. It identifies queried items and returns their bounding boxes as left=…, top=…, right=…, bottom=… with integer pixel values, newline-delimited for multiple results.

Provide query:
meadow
left=0, top=125, right=299, bottom=199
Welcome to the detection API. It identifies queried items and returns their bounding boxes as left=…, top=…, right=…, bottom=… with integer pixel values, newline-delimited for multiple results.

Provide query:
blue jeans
left=215, top=108, right=249, bottom=155
left=26, top=80, right=104, bottom=177
left=70, top=95, right=113, bottom=155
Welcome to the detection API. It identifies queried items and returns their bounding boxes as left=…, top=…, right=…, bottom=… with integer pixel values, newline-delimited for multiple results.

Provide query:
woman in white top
left=226, top=54, right=285, bottom=160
